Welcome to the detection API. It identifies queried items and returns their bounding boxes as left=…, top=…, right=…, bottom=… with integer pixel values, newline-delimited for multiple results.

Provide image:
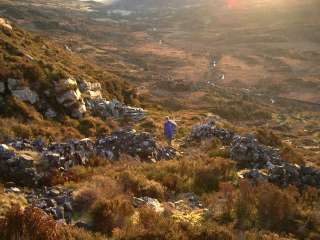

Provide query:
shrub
left=235, top=181, right=257, bottom=229
left=78, top=117, right=96, bottom=136
left=188, top=223, right=235, bottom=240
left=139, top=118, right=156, bottom=131
left=22, top=63, right=47, bottom=89
left=115, top=206, right=184, bottom=240
left=120, top=171, right=165, bottom=200
left=0, top=206, right=102, bottom=240
left=192, top=158, right=235, bottom=194
left=193, top=167, right=220, bottom=193
left=255, top=128, right=282, bottom=147
left=256, top=183, right=298, bottom=232
left=280, top=144, right=304, bottom=165
left=91, top=197, right=134, bottom=236
left=73, top=175, right=122, bottom=212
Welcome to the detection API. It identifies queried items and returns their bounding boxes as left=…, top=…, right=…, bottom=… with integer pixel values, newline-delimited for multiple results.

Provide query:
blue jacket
left=164, top=120, right=176, bottom=139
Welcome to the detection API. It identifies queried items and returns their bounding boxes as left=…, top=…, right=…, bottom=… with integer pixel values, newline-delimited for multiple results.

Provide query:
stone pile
left=78, top=79, right=102, bottom=99
left=96, top=129, right=177, bottom=162
left=0, top=130, right=177, bottom=186
left=44, top=138, right=95, bottom=170
left=0, top=144, right=41, bottom=186
left=5, top=186, right=74, bottom=224
left=189, top=121, right=320, bottom=189
left=239, top=164, right=320, bottom=188
left=133, top=196, right=164, bottom=213
left=55, top=78, right=87, bottom=119
left=230, top=135, right=282, bottom=168
left=190, top=123, right=235, bottom=144
left=1, top=76, right=145, bottom=121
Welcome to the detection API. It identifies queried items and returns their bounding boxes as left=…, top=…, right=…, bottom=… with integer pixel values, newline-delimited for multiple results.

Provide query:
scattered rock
left=190, top=120, right=320, bottom=189
left=133, top=196, right=164, bottom=213
left=9, top=187, right=22, bottom=194
left=74, top=221, right=92, bottom=230
left=45, top=108, right=57, bottom=119
left=11, top=87, right=39, bottom=104
left=0, top=81, right=5, bottom=93
left=230, top=134, right=282, bottom=168
left=190, top=122, right=235, bottom=144
left=96, top=129, right=177, bottom=161
left=23, top=187, right=73, bottom=223
left=7, top=78, right=19, bottom=91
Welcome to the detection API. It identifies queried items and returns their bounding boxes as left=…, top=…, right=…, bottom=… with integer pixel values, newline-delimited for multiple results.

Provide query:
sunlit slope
left=119, top=0, right=320, bottom=103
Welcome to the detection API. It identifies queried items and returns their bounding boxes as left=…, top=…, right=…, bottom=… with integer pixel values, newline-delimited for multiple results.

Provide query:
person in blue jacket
left=164, top=116, right=177, bottom=146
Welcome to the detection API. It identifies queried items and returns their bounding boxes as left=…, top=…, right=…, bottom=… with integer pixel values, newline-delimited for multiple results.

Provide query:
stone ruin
left=0, top=129, right=177, bottom=187
left=189, top=121, right=320, bottom=189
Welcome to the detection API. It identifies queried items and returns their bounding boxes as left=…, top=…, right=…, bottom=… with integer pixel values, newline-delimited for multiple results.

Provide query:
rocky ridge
left=189, top=121, right=320, bottom=189
left=0, top=129, right=178, bottom=187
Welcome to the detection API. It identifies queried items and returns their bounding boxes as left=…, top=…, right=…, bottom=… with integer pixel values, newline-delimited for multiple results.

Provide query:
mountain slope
left=0, top=19, right=139, bottom=141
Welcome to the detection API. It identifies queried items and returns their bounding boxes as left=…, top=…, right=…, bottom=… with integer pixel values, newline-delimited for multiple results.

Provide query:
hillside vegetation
left=0, top=20, right=138, bottom=141
left=0, top=1, right=320, bottom=240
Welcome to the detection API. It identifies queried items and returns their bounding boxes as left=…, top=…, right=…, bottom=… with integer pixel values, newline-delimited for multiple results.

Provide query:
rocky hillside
left=0, top=18, right=144, bottom=141
left=0, top=2, right=320, bottom=240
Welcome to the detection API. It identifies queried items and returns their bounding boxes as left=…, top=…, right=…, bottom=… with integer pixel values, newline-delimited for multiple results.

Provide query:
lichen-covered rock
left=57, top=89, right=81, bottom=105
left=55, top=78, right=78, bottom=92
left=85, top=98, right=146, bottom=121
left=11, top=87, right=39, bottom=104
left=55, top=78, right=87, bottom=119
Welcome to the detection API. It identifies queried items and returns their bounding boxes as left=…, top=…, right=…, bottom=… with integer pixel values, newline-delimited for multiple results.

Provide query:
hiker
left=164, top=116, right=177, bottom=146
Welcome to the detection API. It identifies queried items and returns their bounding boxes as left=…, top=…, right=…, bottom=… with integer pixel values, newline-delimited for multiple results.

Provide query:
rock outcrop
left=53, top=78, right=146, bottom=120
left=55, top=78, right=87, bottom=119
left=12, top=87, right=39, bottom=104
left=5, top=78, right=39, bottom=104
left=0, top=18, right=12, bottom=31
left=85, top=98, right=146, bottom=121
